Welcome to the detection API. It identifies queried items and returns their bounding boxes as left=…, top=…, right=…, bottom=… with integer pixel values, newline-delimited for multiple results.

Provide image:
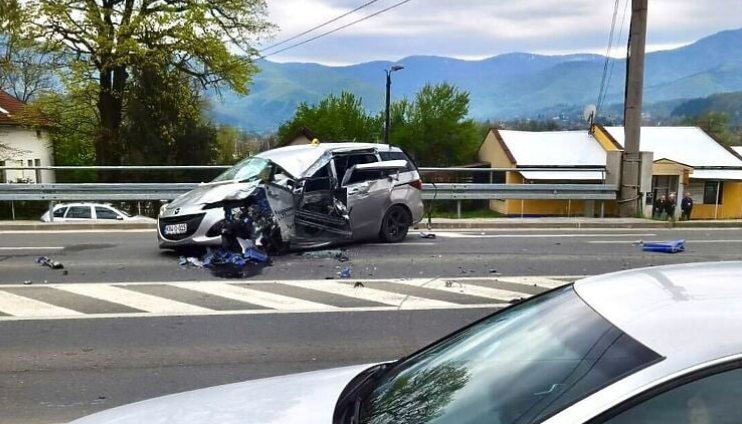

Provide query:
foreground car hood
left=68, top=364, right=374, bottom=424
left=167, top=181, right=261, bottom=210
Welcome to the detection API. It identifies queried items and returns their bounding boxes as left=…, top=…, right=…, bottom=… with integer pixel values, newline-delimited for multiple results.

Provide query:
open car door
left=291, top=164, right=352, bottom=248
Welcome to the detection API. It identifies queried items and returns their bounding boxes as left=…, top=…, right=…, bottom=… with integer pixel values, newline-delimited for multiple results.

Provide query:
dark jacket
left=681, top=197, right=694, bottom=211
left=653, top=199, right=666, bottom=214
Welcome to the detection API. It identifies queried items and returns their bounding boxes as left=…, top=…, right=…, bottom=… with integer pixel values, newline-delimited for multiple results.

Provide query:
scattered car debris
left=301, top=249, right=349, bottom=262
left=179, top=256, right=204, bottom=269
left=488, top=268, right=498, bottom=274
left=642, top=240, right=685, bottom=253
left=37, top=256, right=64, bottom=270
left=353, top=282, right=365, bottom=288
left=338, top=266, right=352, bottom=279
left=419, top=232, right=436, bottom=239
left=23, top=280, right=33, bottom=285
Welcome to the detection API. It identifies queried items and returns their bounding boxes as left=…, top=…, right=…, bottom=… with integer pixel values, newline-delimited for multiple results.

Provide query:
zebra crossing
left=0, top=276, right=580, bottom=321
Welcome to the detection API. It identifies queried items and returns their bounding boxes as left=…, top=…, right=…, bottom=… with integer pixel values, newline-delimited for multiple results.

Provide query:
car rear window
left=361, top=286, right=662, bottom=424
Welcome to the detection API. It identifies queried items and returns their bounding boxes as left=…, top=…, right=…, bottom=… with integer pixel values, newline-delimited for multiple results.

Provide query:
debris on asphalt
left=179, top=256, right=204, bottom=269
left=62, top=270, right=69, bottom=276
left=301, top=249, right=349, bottom=262
left=23, top=280, right=33, bottom=285
left=338, top=265, right=352, bottom=279
left=419, top=232, right=436, bottom=239
left=641, top=239, right=685, bottom=253
left=36, top=256, right=64, bottom=270
left=354, top=282, right=365, bottom=288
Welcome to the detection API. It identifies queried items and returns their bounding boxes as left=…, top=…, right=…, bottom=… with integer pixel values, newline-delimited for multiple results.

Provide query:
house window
left=36, top=130, right=42, bottom=138
left=34, top=159, right=42, bottom=183
left=703, top=181, right=724, bottom=205
left=0, top=161, right=5, bottom=183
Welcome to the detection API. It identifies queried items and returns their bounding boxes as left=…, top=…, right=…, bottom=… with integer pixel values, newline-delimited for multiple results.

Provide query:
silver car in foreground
left=68, top=261, right=742, bottom=423
left=158, top=142, right=424, bottom=250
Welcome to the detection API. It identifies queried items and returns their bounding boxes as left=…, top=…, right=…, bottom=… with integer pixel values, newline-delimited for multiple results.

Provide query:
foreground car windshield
left=361, top=286, right=661, bottom=424
left=212, top=156, right=272, bottom=182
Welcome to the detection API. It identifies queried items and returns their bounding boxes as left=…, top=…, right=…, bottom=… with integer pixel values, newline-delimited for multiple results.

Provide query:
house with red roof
left=0, top=89, right=55, bottom=183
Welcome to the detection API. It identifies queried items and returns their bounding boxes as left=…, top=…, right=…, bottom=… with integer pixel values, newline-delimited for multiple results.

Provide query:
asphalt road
left=2, top=228, right=742, bottom=284
left=3, top=227, right=742, bottom=423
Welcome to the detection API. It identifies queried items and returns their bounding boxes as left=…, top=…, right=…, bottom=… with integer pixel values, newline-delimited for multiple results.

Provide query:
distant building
left=276, top=126, right=317, bottom=148
left=479, top=125, right=742, bottom=219
left=0, top=90, right=55, bottom=183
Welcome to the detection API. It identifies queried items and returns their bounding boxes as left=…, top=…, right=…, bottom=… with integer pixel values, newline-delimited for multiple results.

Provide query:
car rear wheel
left=380, top=205, right=411, bottom=243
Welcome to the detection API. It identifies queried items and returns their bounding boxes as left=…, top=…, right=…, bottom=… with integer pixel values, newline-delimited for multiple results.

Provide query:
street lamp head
left=390, top=65, right=404, bottom=72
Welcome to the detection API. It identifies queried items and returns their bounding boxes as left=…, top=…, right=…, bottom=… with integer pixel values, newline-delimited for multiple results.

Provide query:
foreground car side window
left=361, top=286, right=661, bottom=424
left=600, top=366, right=742, bottom=424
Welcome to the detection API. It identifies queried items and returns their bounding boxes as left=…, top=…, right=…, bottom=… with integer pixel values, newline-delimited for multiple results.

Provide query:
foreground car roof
left=575, top=261, right=742, bottom=369
left=256, top=142, right=397, bottom=177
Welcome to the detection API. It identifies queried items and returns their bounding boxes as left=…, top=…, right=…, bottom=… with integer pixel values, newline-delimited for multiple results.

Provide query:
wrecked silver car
left=157, top=142, right=424, bottom=251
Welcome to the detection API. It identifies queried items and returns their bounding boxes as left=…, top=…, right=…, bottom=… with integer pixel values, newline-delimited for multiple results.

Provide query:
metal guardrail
left=0, top=182, right=617, bottom=201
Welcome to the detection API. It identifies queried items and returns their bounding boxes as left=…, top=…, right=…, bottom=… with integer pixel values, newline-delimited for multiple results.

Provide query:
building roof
left=0, top=90, right=27, bottom=125
left=276, top=126, right=316, bottom=148
left=495, top=130, right=606, bottom=180
left=604, top=126, right=742, bottom=168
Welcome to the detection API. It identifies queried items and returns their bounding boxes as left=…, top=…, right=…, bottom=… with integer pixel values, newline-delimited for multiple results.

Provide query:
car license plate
left=164, top=223, right=188, bottom=235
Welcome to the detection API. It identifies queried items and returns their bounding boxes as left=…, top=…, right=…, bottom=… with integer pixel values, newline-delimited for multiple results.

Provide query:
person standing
left=681, top=193, right=694, bottom=221
left=666, top=192, right=677, bottom=222
left=653, top=195, right=666, bottom=219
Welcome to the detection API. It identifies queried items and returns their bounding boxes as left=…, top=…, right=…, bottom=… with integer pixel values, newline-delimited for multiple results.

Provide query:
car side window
left=334, top=153, right=377, bottom=182
left=95, top=207, right=120, bottom=220
left=67, top=206, right=92, bottom=219
left=601, top=366, right=742, bottom=424
left=53, top=207, right=68, bottom=218
left=379, top=151, right=414, bottom=172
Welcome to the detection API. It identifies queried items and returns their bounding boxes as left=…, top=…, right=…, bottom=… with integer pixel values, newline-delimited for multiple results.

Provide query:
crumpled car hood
left=68, top=364, right=374, bottom=424
left=167, top=181, right=261, bottom=209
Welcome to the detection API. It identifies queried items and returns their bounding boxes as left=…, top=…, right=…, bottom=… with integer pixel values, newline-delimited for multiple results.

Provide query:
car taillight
left=409, top=179, right=423, bottom=190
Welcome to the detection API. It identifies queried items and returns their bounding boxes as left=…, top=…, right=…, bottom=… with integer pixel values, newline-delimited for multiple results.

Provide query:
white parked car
left=67, top=262, right=742, bottom=424
left=41, top=203, right=155, bottom=222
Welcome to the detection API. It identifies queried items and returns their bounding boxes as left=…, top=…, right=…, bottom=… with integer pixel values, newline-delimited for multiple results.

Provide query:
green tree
left=364, top=363, right=470, bottom=424
left=682, top=111, right=736, bottom=145
left=26, top=0, right=274, bottom=170
left=277, top=91, right=382, bottom=143
left=390, top=83, right=480, bottom=166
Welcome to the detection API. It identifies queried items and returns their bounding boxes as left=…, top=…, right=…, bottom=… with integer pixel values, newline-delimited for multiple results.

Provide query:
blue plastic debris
left=338, top=265, right=352, bottom=279
left=642, top=239, right=685, bottom=253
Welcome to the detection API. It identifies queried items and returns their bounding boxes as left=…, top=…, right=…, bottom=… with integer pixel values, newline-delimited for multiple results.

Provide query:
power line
left=261, top=0, right=414, bottom=59
left=596, top=0, right=621, bottom=116
left=599, top=0, right=630, bottom=112
left=260, top=0, right=385, bottom=54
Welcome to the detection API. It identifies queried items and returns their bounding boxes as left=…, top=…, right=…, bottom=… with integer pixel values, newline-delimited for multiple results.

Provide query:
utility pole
left=619, top=0, right=648, bottom=217
left=384, top=65, right=404, bottom=145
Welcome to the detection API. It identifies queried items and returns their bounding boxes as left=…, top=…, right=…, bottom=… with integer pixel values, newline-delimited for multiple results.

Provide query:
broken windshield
left=212, top=157, right=272, bottom=183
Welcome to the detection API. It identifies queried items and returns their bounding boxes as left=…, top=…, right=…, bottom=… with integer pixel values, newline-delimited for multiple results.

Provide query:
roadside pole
left=619, top=0, right=648, bottom=217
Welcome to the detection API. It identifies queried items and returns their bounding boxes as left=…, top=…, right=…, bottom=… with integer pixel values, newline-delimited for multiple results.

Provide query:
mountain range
left=209, top=27, right=742, bottom=134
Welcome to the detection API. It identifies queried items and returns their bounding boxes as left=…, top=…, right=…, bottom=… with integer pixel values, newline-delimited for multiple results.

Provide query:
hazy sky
left=260, top=0, right=742, bottom=65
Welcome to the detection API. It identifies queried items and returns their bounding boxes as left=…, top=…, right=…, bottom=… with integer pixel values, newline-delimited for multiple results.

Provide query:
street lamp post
left=384, top=65, right=404, bottom=145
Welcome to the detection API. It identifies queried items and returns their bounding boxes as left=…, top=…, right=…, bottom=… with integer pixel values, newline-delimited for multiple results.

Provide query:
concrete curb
left=4, top=219, right=742, bottom=231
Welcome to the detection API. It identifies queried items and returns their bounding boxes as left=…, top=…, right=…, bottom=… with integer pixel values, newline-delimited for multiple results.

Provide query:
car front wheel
left=380, top=205, right=411, bottom=243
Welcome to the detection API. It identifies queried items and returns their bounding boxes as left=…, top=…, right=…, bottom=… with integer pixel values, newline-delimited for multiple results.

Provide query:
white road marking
left=172, top=282, right=338, bottom=311
left=387, top=278, right=530, bottom=302
left=0, top=246, right=65, bottom=250
left=0, top=290, right=83, bottom=317
left=494, top=276, right=571, bottom=289
left=431, top=232, right=657, bottom=239
left=56, top=284, right=211, bottom=314
left=589, top=239, right=742, bottom=244
left=279, top=280, right=456, bottom=309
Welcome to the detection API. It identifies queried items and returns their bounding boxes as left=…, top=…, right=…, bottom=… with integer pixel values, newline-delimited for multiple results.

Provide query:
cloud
left=262, top=0, right=742, bottom=64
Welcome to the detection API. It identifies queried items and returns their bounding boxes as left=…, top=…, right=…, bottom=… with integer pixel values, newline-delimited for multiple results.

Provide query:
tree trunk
left=96, top=66, right=127, bottom=181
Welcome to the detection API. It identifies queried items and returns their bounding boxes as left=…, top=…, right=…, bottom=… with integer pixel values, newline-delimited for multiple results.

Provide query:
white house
left=0, top=89, right=55, bottom=183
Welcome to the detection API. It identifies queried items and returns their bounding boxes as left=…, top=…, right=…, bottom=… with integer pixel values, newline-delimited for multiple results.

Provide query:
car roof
left=256, top=142, right=401, bottom=178
left=575, top=261, right=742, bottom=369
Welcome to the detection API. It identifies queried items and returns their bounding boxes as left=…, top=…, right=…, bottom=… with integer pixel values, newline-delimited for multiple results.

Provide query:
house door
left=651, top=175, right=679, bottom=204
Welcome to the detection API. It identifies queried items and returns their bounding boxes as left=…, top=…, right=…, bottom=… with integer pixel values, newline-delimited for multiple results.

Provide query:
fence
left=0, top=165, right=615, bottom=219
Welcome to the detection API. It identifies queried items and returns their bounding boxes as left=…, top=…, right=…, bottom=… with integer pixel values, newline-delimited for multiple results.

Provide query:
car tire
left=380, top=205, right=411, bottom=243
